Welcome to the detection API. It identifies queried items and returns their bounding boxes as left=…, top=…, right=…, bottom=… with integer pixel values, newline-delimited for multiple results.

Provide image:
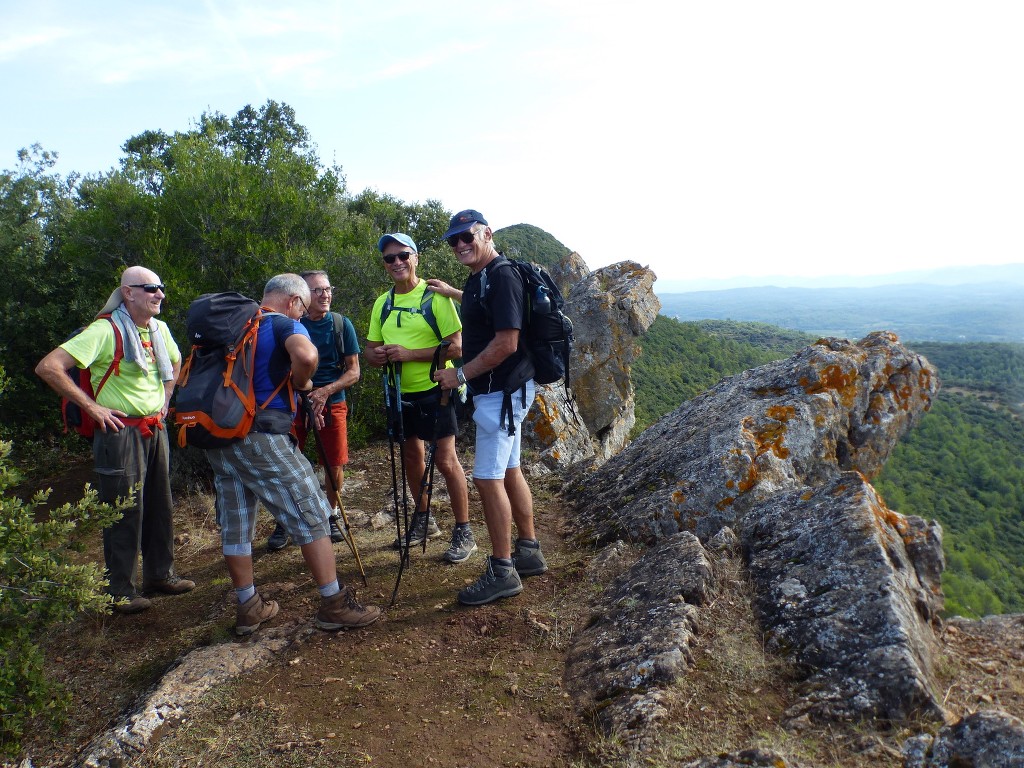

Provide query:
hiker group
left=35, top=209, right=570, bottom=636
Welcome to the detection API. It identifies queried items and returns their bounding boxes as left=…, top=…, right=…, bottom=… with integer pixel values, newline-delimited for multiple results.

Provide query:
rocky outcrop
left=573, top=332, right=936, bottom=543
left=744, top=473, right=944, bottom=723
left=79, top=620, right=297, bottom=767
left=566, top=332, right=943, bottom=741
left=902, top=710, right=1024, bottom=767
left=564, top=533, right=712, bottom=748
left=525, top=258, right=660, bottom=471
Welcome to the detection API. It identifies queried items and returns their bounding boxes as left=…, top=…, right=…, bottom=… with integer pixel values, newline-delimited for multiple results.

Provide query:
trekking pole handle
left=430, top=341, right=453, bottom=407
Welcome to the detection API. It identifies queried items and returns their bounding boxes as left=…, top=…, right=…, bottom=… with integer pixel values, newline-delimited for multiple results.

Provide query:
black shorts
left=400, top=387, right=458, bottom=442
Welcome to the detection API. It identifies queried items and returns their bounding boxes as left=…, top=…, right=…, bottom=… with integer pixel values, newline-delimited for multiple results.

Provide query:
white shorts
left=472, top=380, right=536, bottom=480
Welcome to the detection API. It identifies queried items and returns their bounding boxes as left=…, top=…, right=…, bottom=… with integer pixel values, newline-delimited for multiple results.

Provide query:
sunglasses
left=383, top=251, right=413, bottom=264
left=129, top=283, right=165, bottom=294
left=446, top=230, right=478, bottom=248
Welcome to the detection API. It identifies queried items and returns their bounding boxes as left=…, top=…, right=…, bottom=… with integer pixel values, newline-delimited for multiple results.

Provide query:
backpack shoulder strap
left=379, top=287, right=397, bottom=327
left=331, top=311, right=352, bottom=361
left=93, top=315, right=123, bottom=398
left=479, top=258, right=516, bottom=309
left=418, top=289, right=443, bottom=342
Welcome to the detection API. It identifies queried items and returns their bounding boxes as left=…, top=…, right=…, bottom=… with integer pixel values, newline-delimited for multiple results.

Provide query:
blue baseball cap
left=377, top=232, right=417, bottom=252
left=442, top=209, right=488, bottom=240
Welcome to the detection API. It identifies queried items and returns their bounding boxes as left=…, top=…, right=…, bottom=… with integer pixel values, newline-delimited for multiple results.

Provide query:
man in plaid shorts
left=205, top=273, right=380, bottom=635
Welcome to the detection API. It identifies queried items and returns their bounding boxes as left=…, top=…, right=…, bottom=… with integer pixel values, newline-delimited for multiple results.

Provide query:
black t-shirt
left=460, top=256, right=526, bottom=394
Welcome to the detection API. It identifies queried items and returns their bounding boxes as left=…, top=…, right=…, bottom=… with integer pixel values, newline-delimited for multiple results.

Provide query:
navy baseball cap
left=442, top=210, right=488, bottom=240
left=377, top=232, right=417, bottom=252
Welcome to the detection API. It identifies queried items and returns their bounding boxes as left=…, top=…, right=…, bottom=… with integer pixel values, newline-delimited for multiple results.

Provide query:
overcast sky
left=2, top=1, right=1021, bottom=286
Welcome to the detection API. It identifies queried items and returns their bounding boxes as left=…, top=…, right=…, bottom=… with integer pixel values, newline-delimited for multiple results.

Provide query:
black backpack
left=480, top=258, right=573, bottom=387
left=480, top=259, right=574, bottom=435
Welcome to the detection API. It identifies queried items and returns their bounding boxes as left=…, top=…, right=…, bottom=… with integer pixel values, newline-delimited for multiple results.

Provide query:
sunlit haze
left=2, top=1, right=1021, bottom=285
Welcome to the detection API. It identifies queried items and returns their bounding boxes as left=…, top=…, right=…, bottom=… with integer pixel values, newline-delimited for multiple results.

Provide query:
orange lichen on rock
left=737, top=461, right=758, bottom=493
left=752, top=420, right=790, bottom=459
left=766, top=404, right=796, bottom=422
left=715, top=496, right=735, bottom=510
left=804, top=363, right=857, bottom=396
left=671, top=490, right=687, bottom=504
left=527, top=398, right=560, bottom=444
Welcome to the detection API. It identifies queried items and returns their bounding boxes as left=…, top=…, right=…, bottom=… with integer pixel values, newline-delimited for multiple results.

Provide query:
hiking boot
left=329, top=515, right=346, bottom=544
left=513, top=538, right=548, bottom=577
left=391, top=511, right=442, bottom=550
left=267, top=523, right=290, bottom=551
left=235, top=592, right=279, bottom=636
left=113, top=595, right=152, bottom=614
left=143, top=575, right=196, bottom=595
left=457, top=557, right=523, bottom=606
left=315, top=586, right=382, bottom=630
left=443, top=526, right=478, bottom=564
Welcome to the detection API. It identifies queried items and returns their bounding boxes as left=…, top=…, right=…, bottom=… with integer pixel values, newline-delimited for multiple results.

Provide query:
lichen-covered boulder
left=573, top=332, right=937, bottom=543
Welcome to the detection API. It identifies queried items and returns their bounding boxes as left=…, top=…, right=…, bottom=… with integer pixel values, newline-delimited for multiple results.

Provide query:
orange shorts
left=294, top=400, right=348, bottom=467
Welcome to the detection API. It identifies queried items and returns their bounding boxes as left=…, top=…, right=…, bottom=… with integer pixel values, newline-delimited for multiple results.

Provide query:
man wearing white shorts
left=430, top=210, right=548, bottom=606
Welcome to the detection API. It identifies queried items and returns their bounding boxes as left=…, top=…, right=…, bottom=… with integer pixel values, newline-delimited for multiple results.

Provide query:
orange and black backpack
left=173, top=292, right=290, bottom=449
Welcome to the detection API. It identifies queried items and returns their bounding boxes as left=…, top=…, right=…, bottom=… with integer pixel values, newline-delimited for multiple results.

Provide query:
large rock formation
left=566, top=332, right=946, bottom=740
left=524, top=258, right=660, bottom=471
left=573, top=333, right=937, bottom=542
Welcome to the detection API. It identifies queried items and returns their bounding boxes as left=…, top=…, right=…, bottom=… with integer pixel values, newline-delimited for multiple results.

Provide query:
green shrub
left=0, top=367, right=129, bottom=754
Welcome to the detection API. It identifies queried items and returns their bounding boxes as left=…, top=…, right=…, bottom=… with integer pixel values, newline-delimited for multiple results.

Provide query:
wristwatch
left=456, top=367, right=467, bottom=385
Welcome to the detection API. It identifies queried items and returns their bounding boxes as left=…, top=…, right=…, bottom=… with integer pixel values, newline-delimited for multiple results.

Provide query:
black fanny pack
left=252, top=408, right=294, bottom=435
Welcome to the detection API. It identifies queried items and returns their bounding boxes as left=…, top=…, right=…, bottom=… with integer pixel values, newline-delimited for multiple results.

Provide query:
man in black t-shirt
left=430, top=210, right=549, bottom=605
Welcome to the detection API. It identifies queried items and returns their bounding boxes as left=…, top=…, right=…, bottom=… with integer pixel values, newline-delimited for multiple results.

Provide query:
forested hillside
left=633, top=317, right=810, bottom=430
left=492, top=223, right=571, bottom=270
left=634, top=317, right=1024, bottom=618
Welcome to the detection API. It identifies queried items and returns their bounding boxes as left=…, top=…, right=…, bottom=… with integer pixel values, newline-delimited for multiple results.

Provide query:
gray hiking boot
left=457, top=556, right=523, bottom=606
left=267, top=523, right=290, bottom=551
left=328, top=515, right=345, bottom=544
left=443, top=525, right=478, bottom=564
left=512, top=538, right=548, bottom=577
left=235, top=592, right=279, bottom=636
left=391, top=511, right=442, bottom=550
left=315, top=586, right=382, bottom=630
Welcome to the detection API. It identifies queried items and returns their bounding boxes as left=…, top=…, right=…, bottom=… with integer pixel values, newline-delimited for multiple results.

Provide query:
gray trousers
left=92, top=424, right=176, bottom=598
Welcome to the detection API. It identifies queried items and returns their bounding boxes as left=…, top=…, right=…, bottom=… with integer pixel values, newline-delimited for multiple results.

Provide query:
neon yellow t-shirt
left=61, top=318, right=181, bottom=416
left=367, top=281, right=462, bottom=393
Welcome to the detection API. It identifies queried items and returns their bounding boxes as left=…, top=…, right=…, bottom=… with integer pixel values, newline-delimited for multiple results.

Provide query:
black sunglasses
left=383, top=251, right=413, bottom=264
left=129, top=283, right=165, bottom=294
left=446, top=231, right=478, bottom=248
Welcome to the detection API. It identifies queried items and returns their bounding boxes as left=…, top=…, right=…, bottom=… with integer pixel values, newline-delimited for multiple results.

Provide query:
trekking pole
left=416, top=341, right=453, bottom=554
left=385, top=362, right=412, bottom=605
left=300, top=392, right=367, bottom=586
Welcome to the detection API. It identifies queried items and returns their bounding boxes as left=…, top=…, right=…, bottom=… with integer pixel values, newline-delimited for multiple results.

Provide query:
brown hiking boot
left=113, top=595, right=152, bottom=614
left=143, top=575, right=196, bottom=595
left=315, top=586, right=381, bottom=630
left=235, top=592, right=279, bottom=636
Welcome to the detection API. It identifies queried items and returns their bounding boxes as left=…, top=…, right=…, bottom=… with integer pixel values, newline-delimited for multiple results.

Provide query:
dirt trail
left=22, top=444, right=593, bottom=768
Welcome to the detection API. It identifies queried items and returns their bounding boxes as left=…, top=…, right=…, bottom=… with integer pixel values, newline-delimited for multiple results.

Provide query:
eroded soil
left=12, top=441, right=1024, bottom=768
left=20, top=442, right=592, bottom=768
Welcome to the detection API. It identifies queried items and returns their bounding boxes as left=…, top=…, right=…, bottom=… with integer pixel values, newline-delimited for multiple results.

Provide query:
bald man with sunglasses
left=36, top=266, right=194, bottom=615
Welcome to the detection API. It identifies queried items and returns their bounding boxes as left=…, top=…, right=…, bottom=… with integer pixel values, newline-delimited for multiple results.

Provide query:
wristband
left=456, top=367, right=467, bottom=385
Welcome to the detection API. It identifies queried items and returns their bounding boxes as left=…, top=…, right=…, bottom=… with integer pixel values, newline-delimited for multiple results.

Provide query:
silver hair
left=263, top=273, right=310, bottom=302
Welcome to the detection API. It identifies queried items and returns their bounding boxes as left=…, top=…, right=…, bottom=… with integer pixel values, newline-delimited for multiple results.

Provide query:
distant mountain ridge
left=656, top=262, right=1024, bottom=293
left=658, top=281, right=1024, bottom=343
